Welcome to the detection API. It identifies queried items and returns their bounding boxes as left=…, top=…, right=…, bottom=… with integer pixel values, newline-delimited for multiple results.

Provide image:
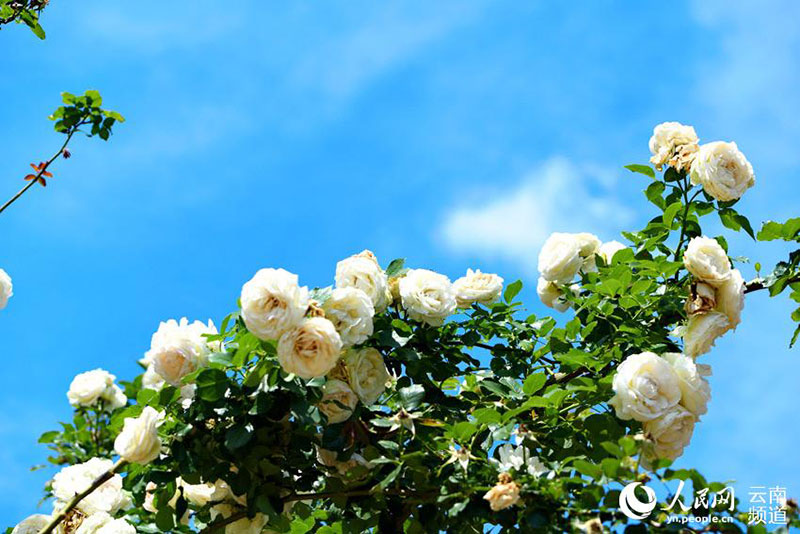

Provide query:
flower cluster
left=649, top=121, right=755, bottom=201
left=240, top=250, right=502, bottom=428
left=604, top=122, right=751, bottom=464
left=536, top=232, right=628, bottom=311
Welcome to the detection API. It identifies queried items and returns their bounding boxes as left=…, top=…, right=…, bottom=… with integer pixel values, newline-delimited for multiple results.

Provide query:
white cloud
left=439, top=157, right=635, bottom=273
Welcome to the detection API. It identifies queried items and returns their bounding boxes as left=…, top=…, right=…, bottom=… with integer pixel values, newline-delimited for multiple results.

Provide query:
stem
left=199, top=510, right=248, bottom=534
left=672, top=176, right=697, bottom=266
left=0, top=126, right=80, bottom=216
left=744, top=276, right=800, bottom=294
left=39, top=458, right=127, bottom=534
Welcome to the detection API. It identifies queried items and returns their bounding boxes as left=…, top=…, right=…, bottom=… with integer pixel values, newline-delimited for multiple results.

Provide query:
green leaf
left=398, top=384, right=425, bottom=410
left=504, top=280, right=523, bottom=303
left=645, top=182, right=665, bottom=209
left=225, top=425, right=253, bottom=451
left=195, top=368, right=229, bottom=402
left=662, top=201, right=683, bottom=227
left=572, top=459, right=602, bottom=479
left=624, top=164, right=655, bottom=179
left=522, top=373, right=546, bottom=395
left=385, top=258, right=406, bottom=277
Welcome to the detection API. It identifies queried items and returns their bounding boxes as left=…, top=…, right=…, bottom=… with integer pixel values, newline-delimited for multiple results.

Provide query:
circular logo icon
left=619, top=482, right=657, bottom=520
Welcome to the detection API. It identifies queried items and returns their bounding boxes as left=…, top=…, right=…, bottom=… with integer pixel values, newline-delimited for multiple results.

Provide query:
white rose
left=685, top=281, right=717, bottom=315
left=661, top=353, right=711, bottom=417
left=142, top=366, right=166, bottom=391
left=318, top=379, right=358, bottom=424
left=536, top=277, right=579, bottom=313
left=67, top=369, right=127, bottom=410
left=0, top=269, right=12, bottom=310
left=75, top=513, right=136, bottom=534
left=609, top=352, right=681, bottom=422
left=452, top=269, right=504, bottom=308
left=177, top=478, right=219, bottom=507
left=277, top=317, right=342, bottom=379
left=52, top=458, right=130, bottom=515
left=538, top=233, right=583, bottom=283
left=598, top=241, right=628, bottom=264
left=483, top=480, right=521, bottom=511
left=74, top=512, right=113, bottom=534
left=240, top=268, right=309, bottom=340
left=648, top=121, right=699, bottom=171
left=146, top=318, right=218, bottom=386
left=114, top=406, right=162, bottom=464
left=683, top=236, right=731, bottom=286
left=335, top=250, right=391, bottom=312
left=322, top=287, right=374, bottom=346
left=643, top=405, right=697, bottom=460
left=316, top=447, right=372, bottom=477
left=345, top=347, right=389, bottom=405
left=682, top=311, right=730, bottom=358
left=690, top=141, right=755, bottom=201
left=210, top=504, right=268, bottom=534
left=143, top=481, right=158, bottom=513
left=398, top=269, right=457, bottom=326
left=94, top=518, right=136, bottom=534
left=715, top=268, right=745, bottom=329
left=11, top=514, right=51, bottom=534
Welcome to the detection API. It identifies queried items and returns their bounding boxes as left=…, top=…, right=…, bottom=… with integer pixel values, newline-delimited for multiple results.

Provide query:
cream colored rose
left=609, top=352, right=681, bottom=422
left=143, top=481, right=158, bottom=513
left=11, top=514, right=51, bottom=534
left=598, top=241, right=628, bottom=264
left=114, top=406, right=162, bottom=464
left=52, top=458, right=130, bottom=515
left=690, top=141, right=755, bottom=201
left=240, top=268, right=309, bottom=341
left=683, top=236, right=731, bottom=286
left=536, top=277, right=577, bottom=313
left=210, top=504, right=268, bottom=534
left=67, top=369, right=127, bottom=410
left=75, top=513, right=136, bottom=534
left=145, top=317, right=218, bottom=386
left=399, top=268, right=457, bottom=326
left=648, top=121, right=699, bottom=171
left=318, top=379, right=358, bottom=424
left=176, top=477, right=220, bottom=507
left=0, top=269, right=12, bottom=310
left=345, top=347, right=389, bottom=405
left=715, top=268, right=745, bottom=329
left=682, top=311, right=730, bottom=358
left=322, top=287, right=374, bottom=346
left=662, top=353, right=711, bottom=417
left=452, top=269, right=504, bottom=308
left=142, top=366, right=166, bottom=391
left=335, top=250, right=391, bottom=312
left=277, top=317, right=342, bottom=379
left=316, top=447, right=372, bottom=476
left=483, top=479, right=521, bottom=511
left=538, top=233, right=583, bottom=283
left=685, top=282, right=717, bottom=315
left=643, top=405, right=696, bottom=460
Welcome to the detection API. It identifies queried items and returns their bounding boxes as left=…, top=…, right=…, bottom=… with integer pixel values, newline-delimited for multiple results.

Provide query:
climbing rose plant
left=8, top=122, right=800, bottom=534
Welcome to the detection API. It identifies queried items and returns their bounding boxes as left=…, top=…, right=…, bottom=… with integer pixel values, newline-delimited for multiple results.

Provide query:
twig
left=744, top=276, right=800, bottom=294
left=0, top=125, right=81, bottom=216
left=39, top=458, right=127, bottom=534
left=199, top=510, right=248, bottom=534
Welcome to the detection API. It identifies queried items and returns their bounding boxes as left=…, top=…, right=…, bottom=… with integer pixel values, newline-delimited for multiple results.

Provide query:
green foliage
left=0, top=0, right=48, bottom=39
left=50, top=91, right=125, bottom=141
left=19, top=161, right=800, bottom=533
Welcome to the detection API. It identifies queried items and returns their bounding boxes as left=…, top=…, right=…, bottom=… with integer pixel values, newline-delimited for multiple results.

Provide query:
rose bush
left=9, top=122, right=800, bottom=533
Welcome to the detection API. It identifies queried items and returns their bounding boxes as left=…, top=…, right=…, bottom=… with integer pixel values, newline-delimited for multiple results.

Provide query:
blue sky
left=1, top=0, right=799, bottom=524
